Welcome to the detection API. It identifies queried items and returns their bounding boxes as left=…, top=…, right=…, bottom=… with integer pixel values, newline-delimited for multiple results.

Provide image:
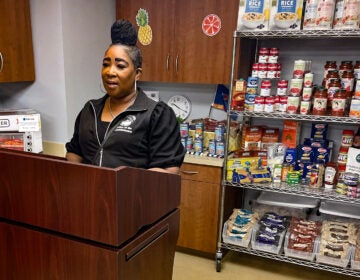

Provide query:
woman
left=66, top=20, right=185, bottom=174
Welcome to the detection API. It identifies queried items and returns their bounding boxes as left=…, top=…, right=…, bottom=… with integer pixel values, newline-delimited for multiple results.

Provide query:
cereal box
left=269, top=0, right=303, bottom=30
left=333, top=0, right=360, bottom=29
left=237, top=0, right=271, bottom=31
left=304, top=0, right=336, bottom=29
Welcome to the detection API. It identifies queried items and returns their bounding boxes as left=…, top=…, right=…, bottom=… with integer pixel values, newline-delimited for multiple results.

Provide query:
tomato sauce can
left=286, top=96, right=300, bottom=114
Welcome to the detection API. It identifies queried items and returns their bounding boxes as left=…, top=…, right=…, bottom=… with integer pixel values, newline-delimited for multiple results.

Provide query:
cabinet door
left=177, top=163, right=221, bottom=254
left=116, top=0, right=175, bottom=82
left=174, top=0, right=239, bottom=84
left=0, top=0, right=35, bottom=83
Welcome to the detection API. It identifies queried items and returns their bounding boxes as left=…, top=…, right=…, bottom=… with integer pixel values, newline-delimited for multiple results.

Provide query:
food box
left=284, top=231, right=319, bottom=261
left=351, top=248, right=360, bottom=270
left=303, top=0, right=336, bottom=30
left=333, top=0, right=360, bottom=30
left=222, top=221, right=253, bottom=248
left=251, top=224, right=286, bottom=254
left=345, top=147, right=360, bottom=174
left=316, top=246, right=353, bottom=268
left=237, top=0, right=271, bottom=31
left=269, top=0, right=303, bottom=30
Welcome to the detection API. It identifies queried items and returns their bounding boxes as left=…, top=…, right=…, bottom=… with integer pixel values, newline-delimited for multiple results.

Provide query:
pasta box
left=237, top=0, right=271, bottom=31
left=269, top=0, right=303, bottom=30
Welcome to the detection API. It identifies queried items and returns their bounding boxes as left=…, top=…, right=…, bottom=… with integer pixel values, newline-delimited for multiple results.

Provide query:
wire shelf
left=220, top=243, right=360, bottom=278
left=234, top=29, right=360, bottom=39
left=225, top=181, right=360, bottom=205
left=231, top=110, right=360, bottom=124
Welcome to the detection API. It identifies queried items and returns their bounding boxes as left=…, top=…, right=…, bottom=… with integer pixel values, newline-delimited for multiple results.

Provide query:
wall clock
left=167, top=95, right=191, bottom=121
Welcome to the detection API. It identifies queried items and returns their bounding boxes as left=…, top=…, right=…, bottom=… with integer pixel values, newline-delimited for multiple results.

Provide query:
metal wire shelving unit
left=215, top=29, right=360, bottom=278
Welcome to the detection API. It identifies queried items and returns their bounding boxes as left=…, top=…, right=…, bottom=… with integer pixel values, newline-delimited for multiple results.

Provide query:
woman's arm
left=66, top=152, right=83, bottom=163
left=148, top=166, right=180, bottom=174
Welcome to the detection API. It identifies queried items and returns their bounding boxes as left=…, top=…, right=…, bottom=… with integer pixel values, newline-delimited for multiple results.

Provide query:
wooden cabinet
left=177, top=163, right=222, bottom=254
left=0, top=0, right=35, bottom=83
left=116, top=0, right=238, bottom=84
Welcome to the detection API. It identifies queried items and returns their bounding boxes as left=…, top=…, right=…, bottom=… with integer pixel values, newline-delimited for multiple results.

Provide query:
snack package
left=282, top=120, right=299, bottom=149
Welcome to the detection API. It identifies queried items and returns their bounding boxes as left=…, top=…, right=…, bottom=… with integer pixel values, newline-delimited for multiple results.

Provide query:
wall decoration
left=202, top=14, right=221, bottom=37
left=136, top=8, right=153, bottom=45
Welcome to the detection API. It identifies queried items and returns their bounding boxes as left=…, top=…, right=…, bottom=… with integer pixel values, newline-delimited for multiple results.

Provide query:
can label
left=208, top=139, right=216, bottom=154
left=215, top=125, right=225, bottom=142
left=194, top=138, right=203, bottom=153
left=180, top=123, right=189, bottom=138
left=215, top=141, right=225, bottom=156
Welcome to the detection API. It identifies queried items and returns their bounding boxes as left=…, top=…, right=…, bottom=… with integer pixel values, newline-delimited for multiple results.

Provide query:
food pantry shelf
left=233, top=110, right=360, bottom=124
left=220, top=243, right=360, bottom=278
left=225, top=181, right=360, bottom=205
left=235, top=29, right=360, bottom=39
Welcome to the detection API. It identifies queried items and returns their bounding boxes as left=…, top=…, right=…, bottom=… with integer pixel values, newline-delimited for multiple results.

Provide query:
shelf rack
left=235, top=29, right=360, bottom=39
left=216, top=28, right=360, bottom=277
left=234, top=110, right=360, bottom=124
left=221, top=243, right=360, bottom=278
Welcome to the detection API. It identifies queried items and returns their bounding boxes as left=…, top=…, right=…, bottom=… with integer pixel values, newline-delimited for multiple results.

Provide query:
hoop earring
left=99, top=83, right=107, bottom=94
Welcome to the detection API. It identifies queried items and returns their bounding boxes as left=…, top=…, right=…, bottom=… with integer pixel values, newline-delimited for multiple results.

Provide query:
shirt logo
left=115, top=115, right=136, bottom=133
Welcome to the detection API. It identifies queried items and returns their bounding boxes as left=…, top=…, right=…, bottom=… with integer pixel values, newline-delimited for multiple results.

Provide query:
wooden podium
left=0, top=149, right=181, bottom=279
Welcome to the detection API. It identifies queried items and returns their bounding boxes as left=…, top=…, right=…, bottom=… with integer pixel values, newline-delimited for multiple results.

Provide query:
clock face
left=167, top=95, right=191, bottom=121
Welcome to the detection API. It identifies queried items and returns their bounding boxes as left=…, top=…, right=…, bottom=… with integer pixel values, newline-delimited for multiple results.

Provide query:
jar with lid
left=354, top=60, right=360, bottom=79
left=258, top=48, right=269, bottom=63
left=312, top=87, right=328, bottom=115
left=331, top=89, right=347, bottom=116
left=341, top=70, right=355, bottom=92
left=339, top=60, right=353, bottom=77
left=341, top=129, right=354, bottom=147
left=323, top=70, right=340, bottom=89
left=327, top=79, right=341, bottom=110
left=324, top=61, right=337, bottom=78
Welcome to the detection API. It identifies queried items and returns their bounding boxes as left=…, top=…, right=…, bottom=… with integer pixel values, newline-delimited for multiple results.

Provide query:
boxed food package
left=237, top=0, right=271, bottom=31
left=345, top=147, right=360, bottom=173
left=269, top=0, right=303, bottom=30
left=303, top=0, right=336, bottom=30
left=333, top=0, right=360, bottom=29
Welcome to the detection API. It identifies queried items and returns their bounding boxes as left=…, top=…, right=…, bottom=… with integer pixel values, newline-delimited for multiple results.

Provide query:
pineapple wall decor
left=136, top=8, right=153, bottom=46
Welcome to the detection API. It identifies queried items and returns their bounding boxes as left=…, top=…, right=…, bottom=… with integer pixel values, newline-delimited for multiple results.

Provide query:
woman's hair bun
left=111, top=19, right=138, bottom=46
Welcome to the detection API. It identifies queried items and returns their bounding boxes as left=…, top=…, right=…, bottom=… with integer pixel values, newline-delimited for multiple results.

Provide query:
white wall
left=0, top=0, right=223, bottom=151
left=0, top=0, right=116, bottom=144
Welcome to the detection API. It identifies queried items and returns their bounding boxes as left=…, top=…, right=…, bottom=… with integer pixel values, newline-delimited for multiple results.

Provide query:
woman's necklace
left=108, top=94, right=137, bottom=120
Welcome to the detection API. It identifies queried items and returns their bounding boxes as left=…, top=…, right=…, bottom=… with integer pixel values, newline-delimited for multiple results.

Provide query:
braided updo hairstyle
left=110, top=19, right=142, bottom=69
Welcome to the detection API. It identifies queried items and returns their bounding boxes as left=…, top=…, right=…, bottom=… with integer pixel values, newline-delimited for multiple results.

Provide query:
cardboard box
left=237, top=0, right=271, bottom=31
left=345, top=147, right=360, bottom=174
left=269, top=0, right=303, bottom=30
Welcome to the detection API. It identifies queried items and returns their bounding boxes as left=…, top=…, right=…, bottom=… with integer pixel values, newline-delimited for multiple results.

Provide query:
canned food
left=208, top=139, right=216, bottom=155
left=214, top=124, right=225, bottom=142
left=215, top=141, right=225, bottom=157
left=180, top=122, right=189, bottom=138
left=293, top=60, right=306, bottom=78
left=194, top=137, right=203, bottom=153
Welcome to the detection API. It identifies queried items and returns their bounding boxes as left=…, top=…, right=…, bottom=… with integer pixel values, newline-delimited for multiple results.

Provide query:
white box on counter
left=237, top=0, right=270, bottom=31
left=0, top=109, right=41, bottom=132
